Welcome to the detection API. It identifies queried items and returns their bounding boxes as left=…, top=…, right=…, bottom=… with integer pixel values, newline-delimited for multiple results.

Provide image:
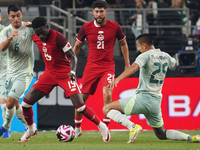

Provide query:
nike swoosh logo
left=105, top=132, right=110, bottom=142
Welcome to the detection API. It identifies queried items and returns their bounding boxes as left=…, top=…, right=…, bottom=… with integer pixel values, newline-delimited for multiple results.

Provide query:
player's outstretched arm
left=119, top=39, right=130, bottom=69
left=107, top=63, right=139, bottom=89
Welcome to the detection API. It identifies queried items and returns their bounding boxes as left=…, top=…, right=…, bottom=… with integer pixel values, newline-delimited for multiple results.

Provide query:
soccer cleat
left=0, top=126, right=8, bottom=137
left=99, top=123, right=111, bottom=142
left=74, top=127, right=82, bottom=138
left=190, top=135, right=200, bottom=143
left=127, top=124, right=142, bottom=143
left=18, top=123, right=38, bottom=142
left=2, top=130, right=11, bottom=138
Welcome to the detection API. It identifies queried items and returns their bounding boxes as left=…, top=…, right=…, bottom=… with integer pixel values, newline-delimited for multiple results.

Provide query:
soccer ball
left=56, top=125, right=75, bottom=142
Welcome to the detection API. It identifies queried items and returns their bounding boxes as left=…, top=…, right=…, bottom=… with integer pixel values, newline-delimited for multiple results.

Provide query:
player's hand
left=68, top=71, right=76, bottom=81
left=125, top=64, right=130, bottom=70
left=0, top=16, right=2, bottom=22
left=23, top=21, right=32, bottom=28
left=8, top=30, right=18, bottom=40
left=107, top=79, right=119, bottom=89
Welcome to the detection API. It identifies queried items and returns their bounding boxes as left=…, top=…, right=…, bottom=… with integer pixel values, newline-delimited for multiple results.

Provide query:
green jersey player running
left=0, top=4, right=35, bottom=136
left=103, top=33, right=200, bottom=143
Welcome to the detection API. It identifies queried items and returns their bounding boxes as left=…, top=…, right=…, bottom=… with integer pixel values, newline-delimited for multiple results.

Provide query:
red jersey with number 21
left=76, top=20, right=126, bottom=67
left=33, top=29, right=72, bottom=78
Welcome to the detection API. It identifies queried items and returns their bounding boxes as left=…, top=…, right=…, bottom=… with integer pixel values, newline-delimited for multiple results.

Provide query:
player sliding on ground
left=103, top=33, right=200, bottom=143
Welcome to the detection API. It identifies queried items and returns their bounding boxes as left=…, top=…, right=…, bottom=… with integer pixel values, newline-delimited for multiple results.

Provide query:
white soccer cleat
left=74, top=127, right=82, bottom=138
left=18, top=123, right=38, bottom=142
left=99, top=123, right=111, bottom=142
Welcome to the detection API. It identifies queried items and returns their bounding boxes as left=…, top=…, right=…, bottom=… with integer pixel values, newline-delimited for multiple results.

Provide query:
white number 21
left=97, top=41, right=104, bottom=49
left=107, top=74, right=114, bottom=83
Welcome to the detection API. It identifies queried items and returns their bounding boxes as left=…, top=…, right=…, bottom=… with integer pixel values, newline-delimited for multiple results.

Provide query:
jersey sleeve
left=116, top=24, right=126, bottom=41
left=0, top=24, right=5, bottom=32
left=134, top=52, right=148, bottom=68
left=56, top=33, right=72, bottom=53
left=76, top=25, right=86, bottom=43
left=0, top=28, right=8, bottom=43
left=56, top=33, right=68, bottom=48
left=167, top=54, right=176, bottom=69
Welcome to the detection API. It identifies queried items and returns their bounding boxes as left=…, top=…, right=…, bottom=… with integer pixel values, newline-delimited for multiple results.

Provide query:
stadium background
left=0, top=0, right=200, bottom=132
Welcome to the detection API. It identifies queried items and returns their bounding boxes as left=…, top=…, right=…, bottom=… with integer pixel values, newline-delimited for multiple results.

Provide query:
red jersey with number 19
left=76, top=20, right=126, bottom=67
left=33, top=29, right=71, bottom=78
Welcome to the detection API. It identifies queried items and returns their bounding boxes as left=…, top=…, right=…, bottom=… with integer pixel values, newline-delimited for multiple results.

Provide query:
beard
left=95, top=17, right=105, bottom=25
left=13, top=21, right=21, bottom=28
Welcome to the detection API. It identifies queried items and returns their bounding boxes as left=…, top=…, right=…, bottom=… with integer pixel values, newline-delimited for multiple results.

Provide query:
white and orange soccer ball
left=56, top=125, right=75, bottom=142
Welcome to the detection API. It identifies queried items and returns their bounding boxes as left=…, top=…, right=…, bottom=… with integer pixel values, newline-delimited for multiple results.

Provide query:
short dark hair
left=32, top=17, right=47, bottom=29
left=136, top=33, right=153, bottom=46
left=92, top=0, right=108, bottom=9
left=8, top=4, right=22, bottom=14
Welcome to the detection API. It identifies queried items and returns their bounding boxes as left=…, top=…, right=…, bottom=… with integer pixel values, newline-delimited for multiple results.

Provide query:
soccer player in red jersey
left=18, top=16, right=111, bottom=143
left=73, top=0, right=130, bottom=137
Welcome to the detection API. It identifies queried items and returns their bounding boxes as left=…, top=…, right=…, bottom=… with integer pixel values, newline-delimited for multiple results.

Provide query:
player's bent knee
left=21, top=101, right=33, bottom=108
left=155, top=133, right=167, bottom=140
left=153, top=126, right=167, bottom=140
left=76, top=105, right=86, bottom=113
left=102, top=105, right=110, bottom=116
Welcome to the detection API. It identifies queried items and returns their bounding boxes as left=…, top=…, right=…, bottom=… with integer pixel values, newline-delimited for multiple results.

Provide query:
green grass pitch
left=0, top=130, right=199, bottom=150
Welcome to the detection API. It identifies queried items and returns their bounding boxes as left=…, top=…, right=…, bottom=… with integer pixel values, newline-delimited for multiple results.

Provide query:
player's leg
left=15, top=99, right=28, bottom=129
left=101, top=70, right=115, bottom=127
left=70, top=93, right=111, bottom=142
left=152, top=126, right=167, bottom=140
left=103, top=94, right=144, bottom=143
left=0, top=75, right=33, bottom=135
left=0, top=79, right=11, bottom=138
left=149, top=97, right=200, bottom=143
left=19, top=72, right=54, bottom=142
left=103, top=100, right=134, bottom=128
left=74, top=93, right=89, bottom=138
left=0, top=96, right=16, bottom=136
left=13, top=75, right=33, bottom=129
left=0, top=78, right=15, bottom=136
left=153, top=126, right=200, bottom=142
left=102, top=86, right=112, bottom=127
left=1, top=98, right=11, bottom=138
left=74, top=69, right=99, bottom=138
left=18, top=87, right=46, bottom=142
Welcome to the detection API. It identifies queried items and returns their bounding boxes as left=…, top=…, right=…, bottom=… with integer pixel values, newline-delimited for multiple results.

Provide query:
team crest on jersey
left=22, top=32, right=27, bottom=39
left=42, top=43, right=47, bottom=53
left=98, top=31, right=104, bottom=41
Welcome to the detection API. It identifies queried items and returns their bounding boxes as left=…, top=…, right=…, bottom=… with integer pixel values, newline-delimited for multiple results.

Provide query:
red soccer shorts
left=33, top=70, right=81, bottom=97
left=80, top=63, right=115, bottom=95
